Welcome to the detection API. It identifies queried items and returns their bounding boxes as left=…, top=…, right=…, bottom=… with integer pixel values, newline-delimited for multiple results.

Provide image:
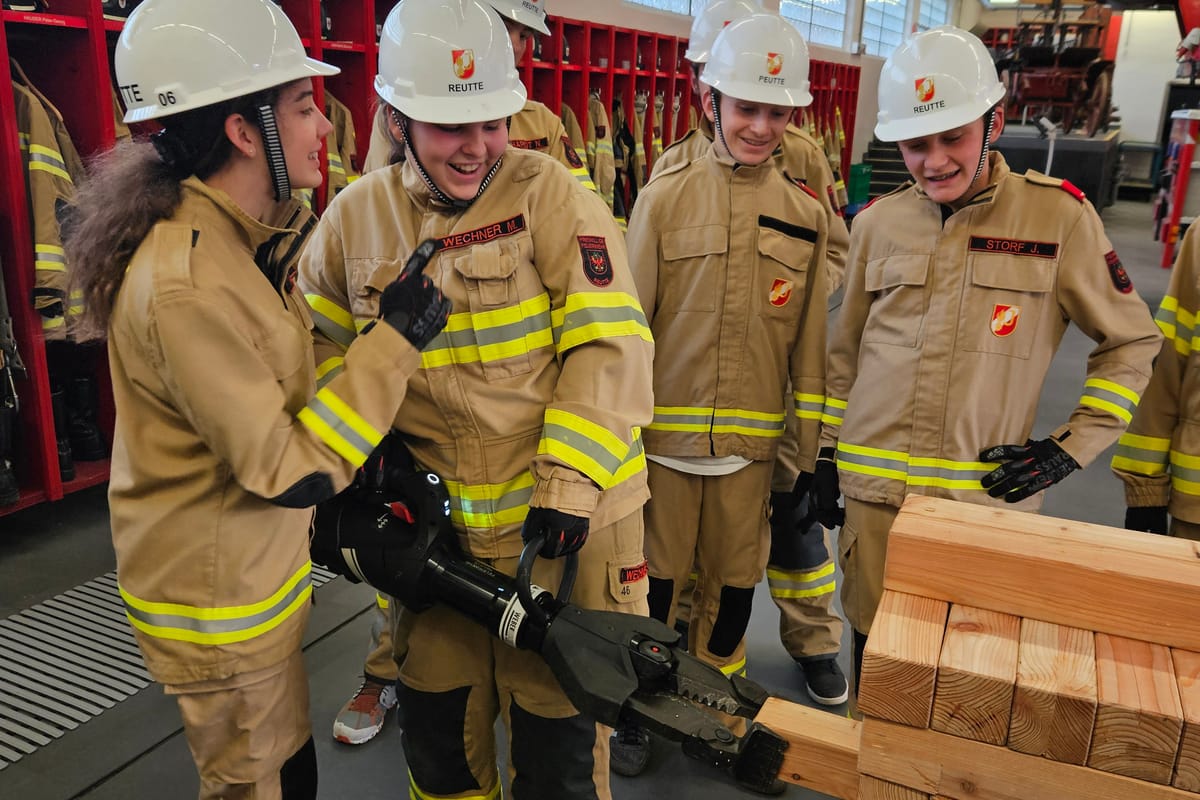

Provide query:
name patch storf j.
left=436, top=215, right=527, bottom=252
left=968, top=236, right=1059, bottom=259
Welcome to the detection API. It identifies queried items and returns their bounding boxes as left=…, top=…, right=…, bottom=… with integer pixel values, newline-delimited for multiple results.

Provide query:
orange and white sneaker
left=332, top=677, right=398, bottom=745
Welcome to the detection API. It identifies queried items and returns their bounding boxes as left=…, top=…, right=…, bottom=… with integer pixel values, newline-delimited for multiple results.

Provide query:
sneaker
left=609, top=719, right=650, bottom=777
left=332, top=678, right=397, bottom=745
left=797, top=657, right=849, bottom=706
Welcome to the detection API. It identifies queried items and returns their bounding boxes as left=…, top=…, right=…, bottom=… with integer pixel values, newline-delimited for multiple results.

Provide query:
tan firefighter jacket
left=586, top=91, right=616, bottom=211
left=360, top=100, right=595, bottom=195
left=324, top=91, right=360, bottom=198
left=627, top=144, right=828, bottom=469
left=653, top=119, right=847, bottom=294
left=108, top=178, right=419, bottom=685
left=1113, top=222, right=1200, bottom=522
left=298, top=148, right=655, bottom=560
left=560, top=103, right=589, bottom=178
left=822, top=153, right=1162, bottom=511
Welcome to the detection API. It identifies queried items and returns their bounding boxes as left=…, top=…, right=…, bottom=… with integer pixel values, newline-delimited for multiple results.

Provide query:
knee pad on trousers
left=768, top=519, right=830, bottom=570
left=279, top=736, right=317, bottom=800
left=509, top=699, right=599, bottom=800
left=707, top=585, right=756, bottom=658
left=397, top=683, right=480, bottom=796
left=647, top=576, right=675, bottom=623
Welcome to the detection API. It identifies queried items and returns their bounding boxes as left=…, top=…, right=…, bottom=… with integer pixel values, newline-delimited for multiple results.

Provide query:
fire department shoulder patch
left=562, top=136, right=584, bottom=168
left=1105, top=250, right=1133, bottom=293
left=578, top=235, right=613, bottom=286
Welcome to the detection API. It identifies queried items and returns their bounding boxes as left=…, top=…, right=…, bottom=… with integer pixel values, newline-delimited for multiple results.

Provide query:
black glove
left=791, top=470, right=814, bottom=500
left=1125, top=505, right=1169, bottom=535
left=355, top=432, right=416, bottom=495
left=979, top=438, right=1079, bottom=503
left=378, top=239, right=451, bottom=350
left=522, top=506, right=590, bottom=559
left=810, top=447, right=844, bottom=529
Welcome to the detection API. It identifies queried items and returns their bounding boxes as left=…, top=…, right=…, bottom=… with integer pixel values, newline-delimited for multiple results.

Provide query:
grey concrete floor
left=0, top=198, right=1174, bottom=798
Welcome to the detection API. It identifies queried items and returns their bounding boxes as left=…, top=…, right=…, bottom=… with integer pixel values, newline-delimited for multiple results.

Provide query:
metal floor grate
left=0, top=566, right=339, bottom=770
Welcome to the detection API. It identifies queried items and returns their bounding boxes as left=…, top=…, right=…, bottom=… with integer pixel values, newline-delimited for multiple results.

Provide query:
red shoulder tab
left=1059, top=180, right=1086, bottom=202
left=862, top=194, right=882, bottom=212
left=792, top=177, right=819, bottom=201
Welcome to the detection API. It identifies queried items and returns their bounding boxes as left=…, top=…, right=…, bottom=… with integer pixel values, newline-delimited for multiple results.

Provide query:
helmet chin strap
left=970, top=107, right=996, bottom=188
left=256, top=104, right=291, bottom=202
left=709, top=90, right=736, bottom=164
left=392, top=108, right=502, bottom=210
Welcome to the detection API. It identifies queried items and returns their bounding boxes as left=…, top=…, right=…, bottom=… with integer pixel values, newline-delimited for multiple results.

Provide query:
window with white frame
left=625, top=0, right=693, bottom=14
left=862, top=0, right=907, bottom=57
left=917, top=0, right=950, bottom=31
left=779, top=0, right=848, bottom=49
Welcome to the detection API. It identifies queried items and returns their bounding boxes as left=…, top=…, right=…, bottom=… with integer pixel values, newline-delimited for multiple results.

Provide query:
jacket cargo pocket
left=453, top=238, right=538, bottom=381
left=256, top=310, right=306, bottom=383
left=660, top=224, right=728, bottom=313
left=350, top=258, right=402, bottom=326
left=756, top=224, right=812, bottom=325
left=961, top=254, right=1054, bottom=360
left=862, top=254, right=929, bottom=348
left=607, top=554, right=650, bottom=609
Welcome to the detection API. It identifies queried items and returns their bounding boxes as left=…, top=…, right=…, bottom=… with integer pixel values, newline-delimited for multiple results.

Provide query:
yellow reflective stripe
left=613, top=433, right=646, bottom=485
left=1079, top=395, right=1132, bottom=424
left=769, top=583, right=836, bottom=599
left=28, top=143, right=70, bottom=181
left=1085, top=378, right=1140, bottom=405
left=570, top=167, right=598, bottom=192
left=837, top=443, right=992, bottom=490
left=649, top=405, right=712, bottom=433
left=42, top=316, right=65, bottom=330
left=551, top=291, right=652, bottom=352
left=545, top=408, right=632, bottom=464
left=315, top=356, right=344, bottom=389
left=409, top=770, right=500, bottom=800
left=35, top=243, right=66, bottom=272
left=376, top=593, right=389, bottom=609
left=421, top=294, right=554, bottom=368
left=821, top=396, right=847, bottom=426
left=120, top=562, right=312, bottom=645
left=1118, top=432, right=1171, bottom=452
left=444, top=472, right=535, bottom=528
left=1112, top=455, right=1167, bottom=475
left=305, top=293, right=356, bottom=349
left=1173, top=475, right=1200, bottom=496
left=718, top=657, right=747, bottom=677
left=1172, top=450, right=1200, bottom=469
left=794, top=392, right=825, bottom=421
left=297, top=387, right=383, bottom=466
left=540, top=409, right=635, bottom=490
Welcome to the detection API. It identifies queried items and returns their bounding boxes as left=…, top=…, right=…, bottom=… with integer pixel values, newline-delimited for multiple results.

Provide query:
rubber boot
left=51, top=387, right=74, bottom=482
left=0, top=401, right=18, bottom=505
left=67, top=376, right=106, bottom=461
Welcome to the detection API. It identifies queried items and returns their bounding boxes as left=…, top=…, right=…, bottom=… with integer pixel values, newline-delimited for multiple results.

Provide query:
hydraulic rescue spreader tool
left=311, top=463, right=789, bottom=793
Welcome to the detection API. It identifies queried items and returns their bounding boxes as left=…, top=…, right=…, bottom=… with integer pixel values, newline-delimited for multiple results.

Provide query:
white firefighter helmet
left=115, top=0, right=338, bottom=123
left=875, top=26, right=1006, bottom=142
left=700, top=13, right=812, bottom=107
left=684, top=0, right=763, bottom=64
left=487, top=0, right=550, bottom=36
left=376, top=0, right=527, bottom=125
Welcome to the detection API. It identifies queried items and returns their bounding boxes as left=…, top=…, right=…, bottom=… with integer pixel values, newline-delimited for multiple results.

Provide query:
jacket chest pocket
left=659, top=225, right=728, bottom=314
left=756, top=223, right=813, bottom=326
left=452, top=237, right=540, bottom=381
left=960, top=255, right=1054, bottom=360
left=255, top=310, right=309, bottom=411
left=862, top=254, right=929, bottom=348
left=349, top=258, right=403, bottom=326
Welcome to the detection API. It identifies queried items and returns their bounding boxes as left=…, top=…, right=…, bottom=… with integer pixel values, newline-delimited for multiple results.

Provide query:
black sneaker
left=797, top=657, right=849, bottom=706
left=609, top=720, right=650, bottom=777
left=0, top=460, right=18, bottom=506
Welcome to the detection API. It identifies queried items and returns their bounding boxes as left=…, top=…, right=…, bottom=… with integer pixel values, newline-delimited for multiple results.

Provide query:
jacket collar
left=912, top=151, right=1009, bottom=212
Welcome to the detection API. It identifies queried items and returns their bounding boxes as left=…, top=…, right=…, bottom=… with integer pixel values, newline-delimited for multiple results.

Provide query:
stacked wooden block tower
left=755, top=495, right=1200, bottom=800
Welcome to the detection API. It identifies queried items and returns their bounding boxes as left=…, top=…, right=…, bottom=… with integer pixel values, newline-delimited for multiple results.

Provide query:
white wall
left=1110, top=10, right=1182, bottom=143
left=548, top=0, right=885, bottom=161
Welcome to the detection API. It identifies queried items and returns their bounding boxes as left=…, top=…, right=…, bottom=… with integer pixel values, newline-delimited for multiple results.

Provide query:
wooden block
left=1009, top=618, right=1097, bottom=764
left=1088, top=633, right=1183, bottom=784
left=859, top=775, right=928, bottom=799
left=930, top=604, right=1020, bottom=745
left=860, top=716, right=1200, bottom=800
left=1172, top=649, right=1200, bottom=792
left=858, top=590, right=948, bottom=728
left=883, top=496, right=1200, bottom=652
left=755, top=697, right=861, bottom=800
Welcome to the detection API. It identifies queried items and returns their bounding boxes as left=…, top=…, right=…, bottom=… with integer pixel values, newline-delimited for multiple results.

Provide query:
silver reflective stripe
left=122, top=572, right=312, bottom=637
left=542, top=420, right=624, bottom=476
left=305, top=392, right=377, bottom=461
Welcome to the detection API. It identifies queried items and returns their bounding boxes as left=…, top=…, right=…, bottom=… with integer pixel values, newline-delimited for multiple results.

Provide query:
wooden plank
left=755, top=697, right=861, bottom=800
left=857, top=590, right=948, bottom=728
left=930, top=605, right=1020, bottom=745
left=859, top=716, right=1200, bottom=800
left=883, top=496, right=1200, bottom=652
left=1088, top=633, right=1184, bottom=785
left=859, top=775, right=929, bottom=799
left=1172, top=649, right=1200, bottom=792
left=1009, top=618, right=1097, bottom=765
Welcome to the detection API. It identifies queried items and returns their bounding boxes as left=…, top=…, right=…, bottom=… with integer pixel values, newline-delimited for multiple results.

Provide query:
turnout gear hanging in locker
left=1113, top=222, right=1200, bottom=537
left=107, top=180, right=420, bottom=685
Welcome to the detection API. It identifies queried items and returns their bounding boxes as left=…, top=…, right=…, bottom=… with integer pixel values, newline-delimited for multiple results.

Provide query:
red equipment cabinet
left=1158, top=110, right=1200, bottom=269
left=0, top=1, right=858, bottom=519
